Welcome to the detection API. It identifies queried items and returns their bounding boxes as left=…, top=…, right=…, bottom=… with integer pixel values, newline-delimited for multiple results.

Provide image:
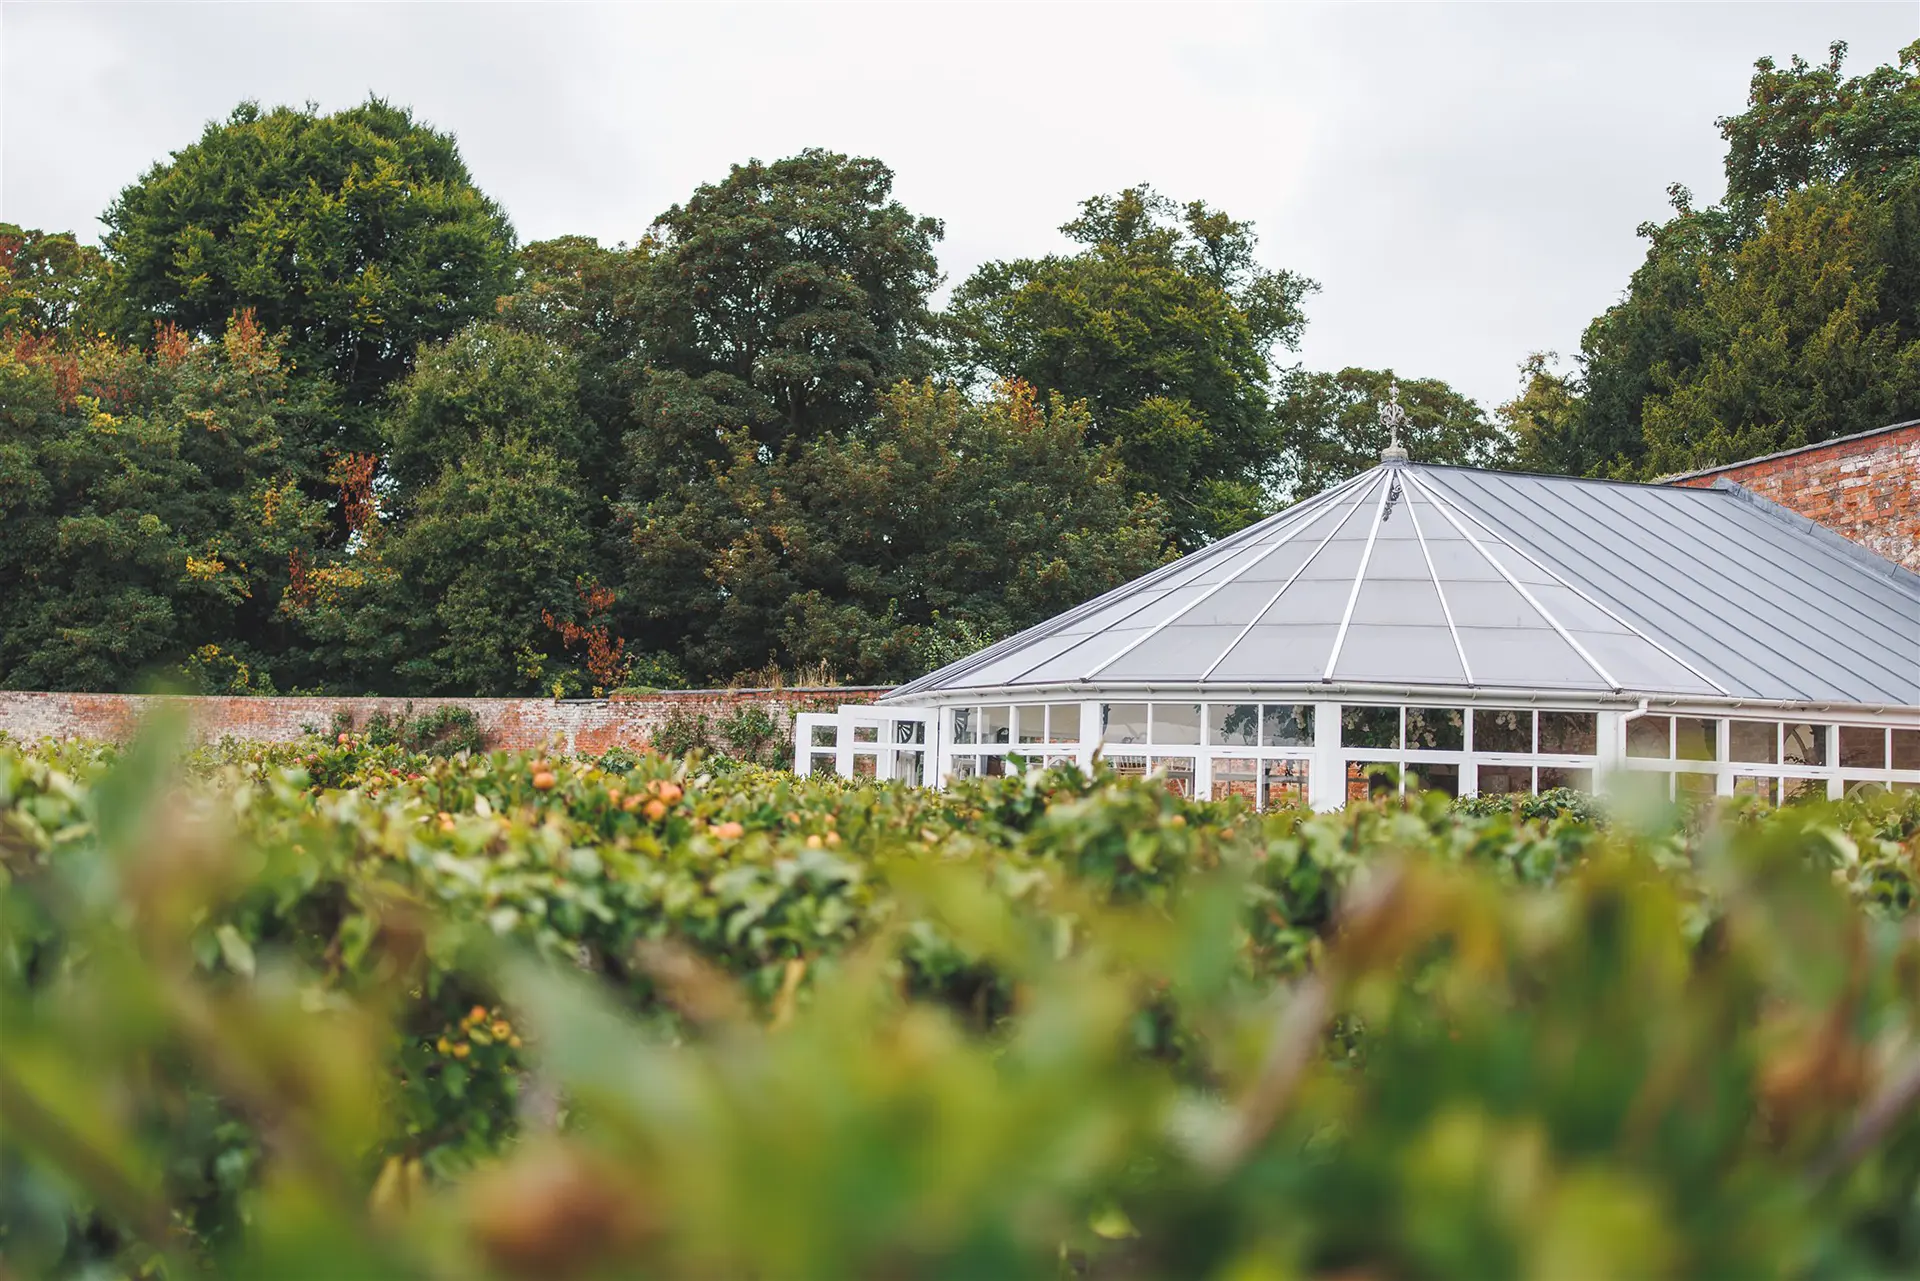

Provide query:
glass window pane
left=1211, top=757, right=1258, bottom=803
left=1342, top=705, right=1400, bottom=750
left=1262, top=759, right=1309, bottom=809
left=982, top=706, right=1012, bottom=745
left=1016, top=706, right=1043, bottom=744
left=948, top=754, right=979, bottom=780
left=1405, top=707, right=1465, bottom=752
left=1475, top=709, right=1532, bottom=754
left=1675, top=718, right=1718, bottom=762
left=1108, top=754, right=1147, bottom=779
left=1151, top=703, right=1201, bottom=745
left=1209, top=703, right=1260, bottom=747
left=852, top=724, right=879, bottom=744
left=1477, top=763, right=1533, bottom=796
left=1733, top=774, right=1776, bottom=802
left=1675, top=771, right=1716, bottom=800
left=1538, top=711, right=1598, bottom=756
left=809, top=753, right=838, bottom=777
left=811, top=724, right=837, bottom=747
left=1782, top=777, right=1826, bottom=805
left=852, top=755, right=878, bottom=777
left=1895, top=729, right=1920, bottom=772
left=1152, top=756, right=1195, bottom=796
left=1625, top=715, right=1671, bottom=759
left=1261, top=704, right=1314, bottom=747
left=1782, top=723, right=1825, bottom=768
left=1839, top=726, right=1886, bottom=770
left=1407, top=761, right=1460, bottom=798
left=1048, top=703, right=1081, bottom=744
left=951, top=707, right=977, bottom=745
left=1729, top=720, right=1777, bottom=764
left=1101, top=703, right=1148, bottom=746
left=1346, top=759, right=1398, bottom=802
left=1537, top=766, right=1593, bottom=793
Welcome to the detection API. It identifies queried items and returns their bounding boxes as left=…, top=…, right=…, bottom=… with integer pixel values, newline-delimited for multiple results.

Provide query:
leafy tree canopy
left=1274, top=367, right=1511, bottom=500
left=623, top=149, right=944, bottom=493
left=0, top=224, right=115, bottom=343
left=382, top=321, right=595, bottom=501
left=619, top=380, right=1172, bottom=684
left=0, top=317, right=331, bottom=692
left=101, top=98, right=516, bottom=445
left=947, top=186, right=1316, bottom=548
left=1568, top=39, right=1920, bottom=477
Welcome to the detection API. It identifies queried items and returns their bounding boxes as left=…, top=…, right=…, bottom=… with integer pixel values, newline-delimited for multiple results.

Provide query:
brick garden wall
left=1668, top=421, right=1920, bottom=571
left=0, top=689, right=885, bottom=754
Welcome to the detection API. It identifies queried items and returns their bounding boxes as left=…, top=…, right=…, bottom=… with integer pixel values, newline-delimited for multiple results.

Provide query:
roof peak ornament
left=1379, top=379, right=1410, bottom=464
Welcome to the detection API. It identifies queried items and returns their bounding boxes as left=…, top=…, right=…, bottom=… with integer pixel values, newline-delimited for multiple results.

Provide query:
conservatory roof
left=885, top=460, right=1920, bottom=708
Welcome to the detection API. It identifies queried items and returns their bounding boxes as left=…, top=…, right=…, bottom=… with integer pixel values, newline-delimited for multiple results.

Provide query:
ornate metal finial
left=1379, top=379, right=1410, bottom=463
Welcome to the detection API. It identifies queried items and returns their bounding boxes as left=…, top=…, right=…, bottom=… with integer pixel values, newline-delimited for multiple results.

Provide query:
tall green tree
left=1273, top=368, right=1510, bottom=499
left=1567, top=39, right=1920, bottom=477
left=946, top=186, right=1315, bottom=547
left=0, top=318, right=330, bottom=692
left=289, top=435, right=596, bottom=696
left=0, top=224, right=115, bottom=343
left=621, top=381, right=1172, bottom=684
left=622, top=150, right=944, bottom=494
left=382, top=321, right=596, bottom=501
left=101, top=98, right=516, bottom=445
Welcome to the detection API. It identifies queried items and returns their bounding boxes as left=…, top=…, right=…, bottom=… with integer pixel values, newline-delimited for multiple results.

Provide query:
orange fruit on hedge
left=642, top=798, right=668, bottom=822
left=532, top=771, right=557, bottom=791
left=713, top=820, right=745, bottom=840
left=655, top=781, right=684, bottom=805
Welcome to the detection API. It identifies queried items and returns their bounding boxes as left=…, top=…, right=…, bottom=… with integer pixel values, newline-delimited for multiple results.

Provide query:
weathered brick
left=0, top=690, right=882, bottom=751
left=1670, top=423, right=1920, bottom=571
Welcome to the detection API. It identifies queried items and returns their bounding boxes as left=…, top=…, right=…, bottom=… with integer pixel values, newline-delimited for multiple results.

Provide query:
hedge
left=3, top=723, right=1920, bottom=1278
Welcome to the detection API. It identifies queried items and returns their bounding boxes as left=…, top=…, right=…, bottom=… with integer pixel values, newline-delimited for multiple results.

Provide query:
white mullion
left=1079, top=469, right=1380, bottom=682
left=1402, top=470, right=1622, bottom=691
left=1411, top=469, right=1731, bottom=697
left=1324, top=473, right=1397, bottom=681
left=1202, top=473, right=1388, bottom=681
left=1405, top=484, right=1474, bottom=685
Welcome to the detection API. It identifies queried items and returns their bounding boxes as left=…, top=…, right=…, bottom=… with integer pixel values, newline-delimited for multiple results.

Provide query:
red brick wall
left=0, top=689, right=883, bottom=754
left=1669, top=423, right=1920, bottom=571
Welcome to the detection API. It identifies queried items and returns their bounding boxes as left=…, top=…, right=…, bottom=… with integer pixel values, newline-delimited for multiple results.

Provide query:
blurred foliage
left=5, top=728, right=1920, bottom=1277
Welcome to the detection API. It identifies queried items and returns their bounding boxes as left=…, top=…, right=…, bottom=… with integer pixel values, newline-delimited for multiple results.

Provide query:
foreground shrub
left=3, top=728, right=1919, bottom=1277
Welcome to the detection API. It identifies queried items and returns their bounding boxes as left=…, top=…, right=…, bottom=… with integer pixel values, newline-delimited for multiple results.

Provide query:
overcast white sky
left=3, top=2, right=1914, bottom=408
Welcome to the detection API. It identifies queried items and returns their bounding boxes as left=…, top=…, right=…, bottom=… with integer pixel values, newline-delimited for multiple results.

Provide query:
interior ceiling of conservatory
left=887, top=462, right=1920, bottom=707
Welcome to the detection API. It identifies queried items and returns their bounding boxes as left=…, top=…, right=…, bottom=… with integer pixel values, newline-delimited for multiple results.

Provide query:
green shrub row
left=3, top=727, right=1920, bottom=1278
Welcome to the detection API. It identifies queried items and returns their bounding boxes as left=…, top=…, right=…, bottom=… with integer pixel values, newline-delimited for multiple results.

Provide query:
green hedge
left=3, top=726, right=1919, bottom=1278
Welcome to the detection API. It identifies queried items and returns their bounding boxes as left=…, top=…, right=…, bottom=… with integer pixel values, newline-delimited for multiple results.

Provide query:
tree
left=290, top=435, right=596, bottom=696
left=619, top=381, right=1172, bottom=684
left=1638, top=178, right=1920, bottom=474
left=1498, top=354, right=1587, bottom=476
left=1567, top=40, right=1920, bottom=477
left=1273, top=367, right=1511, bottom=499
left=383, top=321, right=595, bottom=500
left=0, top=224, right=115, bottom=343
left=0, top=317, right=330, bottom=692
left=622, top=150, right=944, bottom=493
left=101, top=98, right=516, bottom=445
left=946, top=186, right=1316, bottom=547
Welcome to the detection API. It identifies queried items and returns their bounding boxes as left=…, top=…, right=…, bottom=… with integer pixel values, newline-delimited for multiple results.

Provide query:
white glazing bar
left=1199, top=473, right=1386, bottom=680
left=1412, top=469, right=1732, bottom=696
left=1080, top=468, right=1381, bottom=682
left=1323, top=471, right=1398, bottom=680
left=1401, top=470, right=1623, bottom=690
left=1404, top=484, right=1473, bottom=684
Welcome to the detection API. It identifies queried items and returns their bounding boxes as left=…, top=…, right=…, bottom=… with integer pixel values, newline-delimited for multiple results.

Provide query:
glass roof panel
left=1098, top=625, right=1259, bottom=680
left=1454, top=627, right=1607, bottom=688
left=1443, top=579, right=1556, bottom=630
left=1208, top=624, right=1339, bottom=681
left=1331, top=624, right=1470, bottom=684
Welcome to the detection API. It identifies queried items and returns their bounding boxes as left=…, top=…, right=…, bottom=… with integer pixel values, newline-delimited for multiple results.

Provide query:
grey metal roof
left=885, top=460, right=1920, bottom=707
